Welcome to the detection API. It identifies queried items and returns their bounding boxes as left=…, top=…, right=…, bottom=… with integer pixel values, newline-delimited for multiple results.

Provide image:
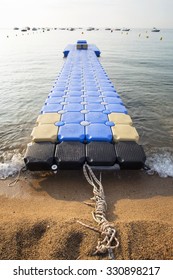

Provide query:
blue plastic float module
left=41, top=104, right=63, bottom=113
left=45, top=97, right=64, bottom=104
left=85, top=124, right=112, bottom=143
left=58, top=124, right=85, bottom=143
left=38, top=40, right=129, bottom=142
left=55, top=122, right=113, bottom=143
left=61, top=112, right=84, bottom=123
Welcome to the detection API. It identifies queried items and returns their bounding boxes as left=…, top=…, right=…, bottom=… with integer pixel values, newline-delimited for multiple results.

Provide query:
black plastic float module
left=24, top=40, right=146, bottom=171
left=24, top=142, right=55, bottom=171
left=86, top=142, right=116, bottom=166
left=55, top=142, right=85, bottom=170
left=115, top=141, right=146, bottom=169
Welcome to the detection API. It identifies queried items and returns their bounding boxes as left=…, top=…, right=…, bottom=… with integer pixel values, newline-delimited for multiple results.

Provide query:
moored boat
left=122, top=28, right=130, bottom=31
left=151, top=27, right=160, bottom=32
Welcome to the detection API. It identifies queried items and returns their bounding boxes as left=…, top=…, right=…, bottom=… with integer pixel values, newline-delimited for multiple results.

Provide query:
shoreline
left=0, top=170, right=173, bottom=260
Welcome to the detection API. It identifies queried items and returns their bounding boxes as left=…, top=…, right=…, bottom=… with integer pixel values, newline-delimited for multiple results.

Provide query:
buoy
left=139, top=33, right=141, bottom=37
left=160, top=37, right=163, bottom=40
left=146, top=35, right=149, bottom=38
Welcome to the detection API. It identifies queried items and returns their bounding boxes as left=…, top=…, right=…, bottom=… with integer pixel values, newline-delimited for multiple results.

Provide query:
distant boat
left=122, top=28, right=130, bottom=31
left=87, top=27, right=95, bottom=31
left=14, top=27, right=19, bottom=30
left=151, top=27, right=160, bottom=32
left=32, top=27, right=37, bottom=31
left=21, top=28, right=27, bottom=32
left=114, top=28, right=121, bottom=31
left=105, top=28, right=111, bottom=30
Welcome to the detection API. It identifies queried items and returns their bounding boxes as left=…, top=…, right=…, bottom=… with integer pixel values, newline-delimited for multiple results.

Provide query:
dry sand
left=0, top=169, right=173, bottom=260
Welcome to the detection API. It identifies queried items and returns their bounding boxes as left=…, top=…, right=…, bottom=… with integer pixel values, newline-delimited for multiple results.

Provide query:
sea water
left=0, top=28, right=173, bottom=178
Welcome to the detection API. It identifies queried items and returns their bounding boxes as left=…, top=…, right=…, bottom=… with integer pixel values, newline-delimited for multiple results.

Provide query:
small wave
left=146, top=149, right=173, bottom=178
left=0, top=151, right=24, bottom=180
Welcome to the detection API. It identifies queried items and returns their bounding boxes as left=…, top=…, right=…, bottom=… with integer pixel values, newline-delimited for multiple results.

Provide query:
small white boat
left=151, top=27, right=160, bottom=32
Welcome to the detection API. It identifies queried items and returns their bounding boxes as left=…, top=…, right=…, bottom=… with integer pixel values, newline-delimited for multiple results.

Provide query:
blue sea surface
left=0, top=28, right=173, bottom=178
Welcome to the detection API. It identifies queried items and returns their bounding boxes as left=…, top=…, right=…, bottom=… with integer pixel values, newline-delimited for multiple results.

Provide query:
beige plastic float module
left=108, top=113, right=133, bottom=125
left=112, top=124, right=139, bottom=142
left=31, top=124, right=58, bottom=143
left=36, top=113, right=61, bottom=124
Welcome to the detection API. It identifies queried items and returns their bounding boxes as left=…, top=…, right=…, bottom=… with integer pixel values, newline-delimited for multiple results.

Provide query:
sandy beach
left=0, top=169, right=173, bottom=260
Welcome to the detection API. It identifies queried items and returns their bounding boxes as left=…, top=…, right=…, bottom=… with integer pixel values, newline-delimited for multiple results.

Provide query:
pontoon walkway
left=24, top=40, right=146, bottom=171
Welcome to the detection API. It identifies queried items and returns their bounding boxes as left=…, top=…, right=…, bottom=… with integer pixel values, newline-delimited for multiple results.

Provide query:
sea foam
left=146, top=150, right=173, bottom=178
left=0, top=152, right=24, bottom=180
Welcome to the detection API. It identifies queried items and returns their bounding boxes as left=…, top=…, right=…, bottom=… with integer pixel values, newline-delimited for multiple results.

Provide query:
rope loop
left=8, top=166, right=26, bottom=187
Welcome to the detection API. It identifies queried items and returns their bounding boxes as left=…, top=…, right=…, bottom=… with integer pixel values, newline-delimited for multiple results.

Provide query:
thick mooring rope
left=78, top=163, right=119, bottom=259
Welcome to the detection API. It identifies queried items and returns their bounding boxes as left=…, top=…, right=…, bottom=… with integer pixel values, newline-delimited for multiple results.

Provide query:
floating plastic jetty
left=24, top=40, right=146, bottom=171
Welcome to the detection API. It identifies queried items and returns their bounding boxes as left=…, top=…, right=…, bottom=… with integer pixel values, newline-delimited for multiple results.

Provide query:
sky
left=0, top=0, right=172, bottom=28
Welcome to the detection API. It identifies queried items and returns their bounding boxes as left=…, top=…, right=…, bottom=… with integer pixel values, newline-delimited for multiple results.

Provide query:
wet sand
left=0, top=169, right=173, bottom=260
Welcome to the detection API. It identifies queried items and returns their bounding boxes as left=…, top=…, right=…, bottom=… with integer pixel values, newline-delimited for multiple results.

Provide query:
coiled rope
left=77, top=163, right=119, bottom=259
